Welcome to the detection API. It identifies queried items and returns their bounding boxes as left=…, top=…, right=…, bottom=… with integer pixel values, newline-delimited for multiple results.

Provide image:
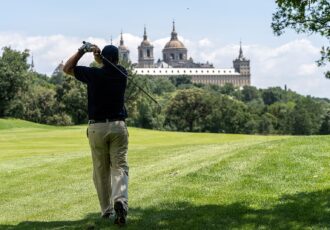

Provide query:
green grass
left=1, top=119, right=330, bottom=229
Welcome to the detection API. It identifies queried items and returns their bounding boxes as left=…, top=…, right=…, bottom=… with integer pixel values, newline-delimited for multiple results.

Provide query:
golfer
left=63, top=42, right=129, bottom=226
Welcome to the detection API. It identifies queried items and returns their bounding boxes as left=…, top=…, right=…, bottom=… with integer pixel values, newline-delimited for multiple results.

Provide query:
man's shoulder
left=75, top=66, right=101, bottom=72
left=116, top=65, right=128, bottom=75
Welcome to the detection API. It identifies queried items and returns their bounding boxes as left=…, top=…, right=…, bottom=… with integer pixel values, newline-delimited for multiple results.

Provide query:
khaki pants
left=87, top=121, right=129, bottom=216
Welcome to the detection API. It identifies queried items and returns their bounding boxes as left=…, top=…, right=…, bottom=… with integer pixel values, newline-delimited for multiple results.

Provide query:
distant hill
left=0, top=118, right=48, bottom=130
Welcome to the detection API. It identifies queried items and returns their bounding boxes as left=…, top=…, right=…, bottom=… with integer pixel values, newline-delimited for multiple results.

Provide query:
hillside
left=1, top=119, right=330, bottom=229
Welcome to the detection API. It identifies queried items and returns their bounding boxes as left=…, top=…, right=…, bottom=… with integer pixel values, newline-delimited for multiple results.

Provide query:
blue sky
left=0, top=0, right=329, bottom=98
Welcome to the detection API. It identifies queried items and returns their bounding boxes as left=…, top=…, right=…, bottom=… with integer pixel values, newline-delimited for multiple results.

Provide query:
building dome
left=163, top=21, right=186, bottom=50
left=164, top=40, right=185, bottom=49
left=141, top=39, right=151, bottom=46
left=119, top=44, right=128, bottom=50
left=162, top=21, right=188, bottom=66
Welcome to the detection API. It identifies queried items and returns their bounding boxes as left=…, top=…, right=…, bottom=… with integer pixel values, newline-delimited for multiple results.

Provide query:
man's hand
left=92, top=45, right=103, bottom=64
left=78, top=41, right=99, bottom=54
left=64, top=42, right=102, bottom=76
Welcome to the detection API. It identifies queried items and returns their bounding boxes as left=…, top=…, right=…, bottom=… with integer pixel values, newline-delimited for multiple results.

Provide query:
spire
left=110, top=35, right=113, bottom=45
left=120, top=31, right=124, bottom=46
left=143, top=25, right=147, bottom=41
left=30, top=54, right=35, bottom=71
left=171, top=20, right=178, bottom=40
left=238, top=40, right=244, bottom=59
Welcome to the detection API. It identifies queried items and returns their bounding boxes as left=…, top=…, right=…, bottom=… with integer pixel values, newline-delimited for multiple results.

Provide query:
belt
left=88, top=118, right=124, bottom=124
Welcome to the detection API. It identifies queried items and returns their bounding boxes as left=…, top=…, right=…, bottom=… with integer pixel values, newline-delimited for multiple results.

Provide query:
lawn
left=1, top=119, right=330, bottom=229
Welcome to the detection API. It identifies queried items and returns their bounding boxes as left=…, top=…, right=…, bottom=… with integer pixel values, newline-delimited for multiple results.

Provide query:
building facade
left=53, top=22, right=250, bottom=87
left=133, top=22, right=251, bottom=87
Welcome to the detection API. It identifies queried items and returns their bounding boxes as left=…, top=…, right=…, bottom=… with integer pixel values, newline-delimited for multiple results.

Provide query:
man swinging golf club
left=63, top=42, right=129, bottom=226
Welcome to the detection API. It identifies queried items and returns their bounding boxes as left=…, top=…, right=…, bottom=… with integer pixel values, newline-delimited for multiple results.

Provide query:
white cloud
left=298, top=63, right=319, bottom=76
left=0, top=32, right=329, bottom=98
left=198, top=38, right=213, bottom=47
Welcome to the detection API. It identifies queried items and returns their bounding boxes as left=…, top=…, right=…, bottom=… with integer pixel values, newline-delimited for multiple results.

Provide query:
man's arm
left=63, top=51, right=84, bottom=76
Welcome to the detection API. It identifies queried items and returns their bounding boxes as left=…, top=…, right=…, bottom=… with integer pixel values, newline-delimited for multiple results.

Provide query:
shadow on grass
left=2, top=189, right=330, bottom=230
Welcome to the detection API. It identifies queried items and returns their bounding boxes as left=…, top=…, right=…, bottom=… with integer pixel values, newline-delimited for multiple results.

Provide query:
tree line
left=1, top=46, right=330, bottom=135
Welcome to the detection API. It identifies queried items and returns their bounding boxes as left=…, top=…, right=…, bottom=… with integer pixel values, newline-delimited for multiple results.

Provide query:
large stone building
left=117, top=22, right=251, bottom=87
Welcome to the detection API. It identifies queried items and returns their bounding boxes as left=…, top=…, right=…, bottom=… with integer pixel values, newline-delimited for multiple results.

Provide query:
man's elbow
left=63, top=63, right=74, bottom=76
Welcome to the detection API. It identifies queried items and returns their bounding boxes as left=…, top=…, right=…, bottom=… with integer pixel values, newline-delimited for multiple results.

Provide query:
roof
left=164, top=40, right=186, bottom=49
left=134, top=68, right=240, bottom=76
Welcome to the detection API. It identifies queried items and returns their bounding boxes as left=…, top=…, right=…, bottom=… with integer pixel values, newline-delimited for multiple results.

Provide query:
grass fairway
left=1, top=119, right=330, bottom=229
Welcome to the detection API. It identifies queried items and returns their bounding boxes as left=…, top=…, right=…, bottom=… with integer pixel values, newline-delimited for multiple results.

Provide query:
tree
left=258, top=113, right=276, bottom=134
left=169, top=76, right=192, bottom=87
left=268, top=102, right=295, bottom=133
left=152, top=78, right=175, bottom=95
left=261, top=87, right=285, bottom=105
left=272, top=0, right=330, bottom=78
left=203, top=94, right=252, bottom=134
left=241, top=85, right=260, bottom=102
left=165, top=89, right=210, bottom=132
left=291, top=106, right=312, bottom=135
left=6, top=85, right=71, bottom=125
left=319, top=110, right=330, bottom=134
left=219, top=83, right=236, bottom=96
left=0, top=47, right=30, bottom=116
left=55, top=75, right=88, bottom=124
left=50, top=72, right=65, bottom=85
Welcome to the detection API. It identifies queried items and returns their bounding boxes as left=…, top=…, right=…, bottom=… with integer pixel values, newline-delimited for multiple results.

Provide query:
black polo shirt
left=74, top=65, right=127, bottom=120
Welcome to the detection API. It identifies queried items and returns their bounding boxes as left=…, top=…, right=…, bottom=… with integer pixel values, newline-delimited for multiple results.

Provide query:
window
left=147, top=49, right=150, bottom=57
left=139, top=50, right=143, bottom=58
left=171, top=53, right=174, bottom=59
left=179, top=53, right=183, bottom=60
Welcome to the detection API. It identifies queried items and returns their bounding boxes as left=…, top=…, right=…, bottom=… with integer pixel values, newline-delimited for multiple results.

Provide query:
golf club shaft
left=99, top=54, right=161, bottom=108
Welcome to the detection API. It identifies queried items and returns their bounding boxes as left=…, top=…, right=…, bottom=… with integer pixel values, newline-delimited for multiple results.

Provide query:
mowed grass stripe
left=1, top=119, right=330, bottom=229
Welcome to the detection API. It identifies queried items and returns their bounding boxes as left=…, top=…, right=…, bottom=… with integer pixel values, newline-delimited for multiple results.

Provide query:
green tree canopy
left=272, top=0, right=330, bottom=78
left=165, top=89, right=211, bottom=132
left=0, top=47, right=30, bottom=116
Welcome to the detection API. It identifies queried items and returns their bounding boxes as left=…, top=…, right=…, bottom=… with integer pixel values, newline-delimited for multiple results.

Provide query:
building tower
left=138, top=26, right=154, bottom=68
left=52, top=61, right=64, bottom=76
left=118, top=32, right=130, bottom=63
left=162, top=21, right=188, bottom=67
left=30, top=55, right=35, bottom=71
left=233, top=41, right=250, bottom=77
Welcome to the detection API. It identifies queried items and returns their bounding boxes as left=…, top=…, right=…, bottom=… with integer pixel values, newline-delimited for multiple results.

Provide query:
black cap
left=101, top=45, right=119, bottom=64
